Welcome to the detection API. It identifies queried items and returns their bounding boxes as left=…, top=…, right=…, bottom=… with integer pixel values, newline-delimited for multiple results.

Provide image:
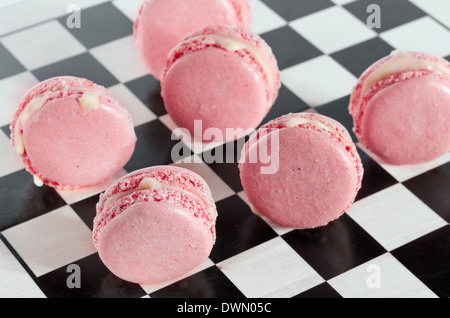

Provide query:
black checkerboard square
left=35, top=253, right=147, bottom=298
left=125, top=75, right=166, bottom=117
left=354, top=147, right=398, bottom=201
left=124, top=120, right=190, bottom=173
left=0, top=42, right=25, bottom=80
left=315, top=95, right=357, bottom=142
left=330, top=37, right=395, bottom=78
left=0, top=169, right=66, bottom=231
left=403, top=162, right=450, bottom=223
left=344, top=0, right=426, bottom=33
left=203, top=139, right=247, bottom=193
left=261, top=0, right=335, bottom=22
left=282, top=214, right=386, bottom=280
left=150, top=266, right=245, bottom=298
left=260, top=25, right=323, bottom=70
left=293, top=282, right=341, bottom=298
left=261, top=85, right=310, bottom=126
left=392, top=226, right=450, bottom=298
left=209, top=195, right=278, bottom=264
left=32, top=52, right=119, bottom=88
left=58, top=2, right=133, bottom=49
left=1, top=124, right=10, bottom=137
left=70, top=194, right=101, bottom=231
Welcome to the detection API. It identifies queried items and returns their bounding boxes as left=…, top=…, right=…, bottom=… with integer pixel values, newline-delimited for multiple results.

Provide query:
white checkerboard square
left=281, top=54, right=357, bottom=107
left=237, top=190, right=293, bottom=236
left=410, top=0, right=450, bottom=29
left=171, top=157, right=235, bottom=203
left=0, top=240, right=46, bottom=298
left=357, top=143, right=450, bottom=183
left=289, top=6, right=376, bottom=54
left=1, top=20, right=86, bottom=70
left=90, top=35, right=149, bottom=83
left=159, top=114, right=228, bottom=156
left=328, top=253, right=438, bottom=298
left=0, top=132, right=23, bottom=178
left=380, top=152, right=450, bottom=183
left=330, top=0, right=356, bottom=5
left=249, top=0, right=287, bottom=35
left=2, top=205, right=97, bottom=277
left=141, top=258, right=215, bottom=294
left=0, top=71, right=38, bottom=127
left=112, top=0, right=144, bottom=22
left=107, top=83, right=157, bottom=127
left=380, top=16, right=450, bottom=57
left=218, top=237, right=324, bottom=297
left=348, top=184, right=447, bottom=251
left=0, top=0, right=110, bottom=37
left=56, top=168, right=127, bottom=205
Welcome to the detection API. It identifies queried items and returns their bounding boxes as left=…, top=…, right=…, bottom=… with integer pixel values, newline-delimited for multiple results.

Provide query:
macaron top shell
left=11, top=76, right=137, bottom=190
left=134, top=0, right=251, bottom=80
left=239, top=113, right=363, bottom=229
left=349, top=51, right=450, bottom=165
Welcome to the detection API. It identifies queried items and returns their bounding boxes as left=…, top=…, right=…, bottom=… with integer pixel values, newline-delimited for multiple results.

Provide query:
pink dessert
left=161, top=25, right=281, bottom=143
left=93, top=166, right=217, bottom=285
left=239, top=113, right=363, bottom=229
left=134, top=0, right=251, bottom=80
left=349, top=51, right=450, bottom=165
left=10, top=76, right=137, bottom=190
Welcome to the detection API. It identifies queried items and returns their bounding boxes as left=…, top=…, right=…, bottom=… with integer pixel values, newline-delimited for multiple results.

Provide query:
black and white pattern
left=0, top=0, right=449, bottom=298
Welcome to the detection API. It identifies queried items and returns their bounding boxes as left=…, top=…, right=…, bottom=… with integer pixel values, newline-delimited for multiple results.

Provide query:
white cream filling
left=250, top=204, right=261, bottom=216
left=14, top=94, right=49, bottom=155
left=285, top=117, right=350, bottom=147
left=78, top=94, right=99, bottom=112
left=33, top=175, right=44, bottom=187
left=14, top=86, right=101, bottom=156
left=191, top=32, right=275, bottom=100
left=102, top=178, right=162, bottom=211
left=359, top=51, right=450, bottom=106
left=101, top=177, right=214, bottom=222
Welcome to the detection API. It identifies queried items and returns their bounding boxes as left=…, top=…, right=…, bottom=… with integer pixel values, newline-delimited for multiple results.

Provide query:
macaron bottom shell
left=240, top=127, right=360, bottom=229
left=97, top=200, right=214, bottom=285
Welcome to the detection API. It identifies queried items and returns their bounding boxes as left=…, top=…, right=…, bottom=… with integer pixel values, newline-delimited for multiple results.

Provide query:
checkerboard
left=0, top=0, right=449, bottom=299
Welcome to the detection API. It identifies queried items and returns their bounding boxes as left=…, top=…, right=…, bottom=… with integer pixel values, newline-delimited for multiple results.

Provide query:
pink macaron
left=93, top=166, right=217, bottom=285
left=134, top=0, right=251, bottom=80
left=161, top=25, right=281, bottom=143
left=239, top=113, right=363, bottom=229
left=349, top=50, right=450, bottom=165
left=10, top=76, right=137, bottom=190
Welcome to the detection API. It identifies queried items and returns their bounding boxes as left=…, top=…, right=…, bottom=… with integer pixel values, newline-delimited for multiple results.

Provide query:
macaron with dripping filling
left=10, top=76, right=136, bottom=190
